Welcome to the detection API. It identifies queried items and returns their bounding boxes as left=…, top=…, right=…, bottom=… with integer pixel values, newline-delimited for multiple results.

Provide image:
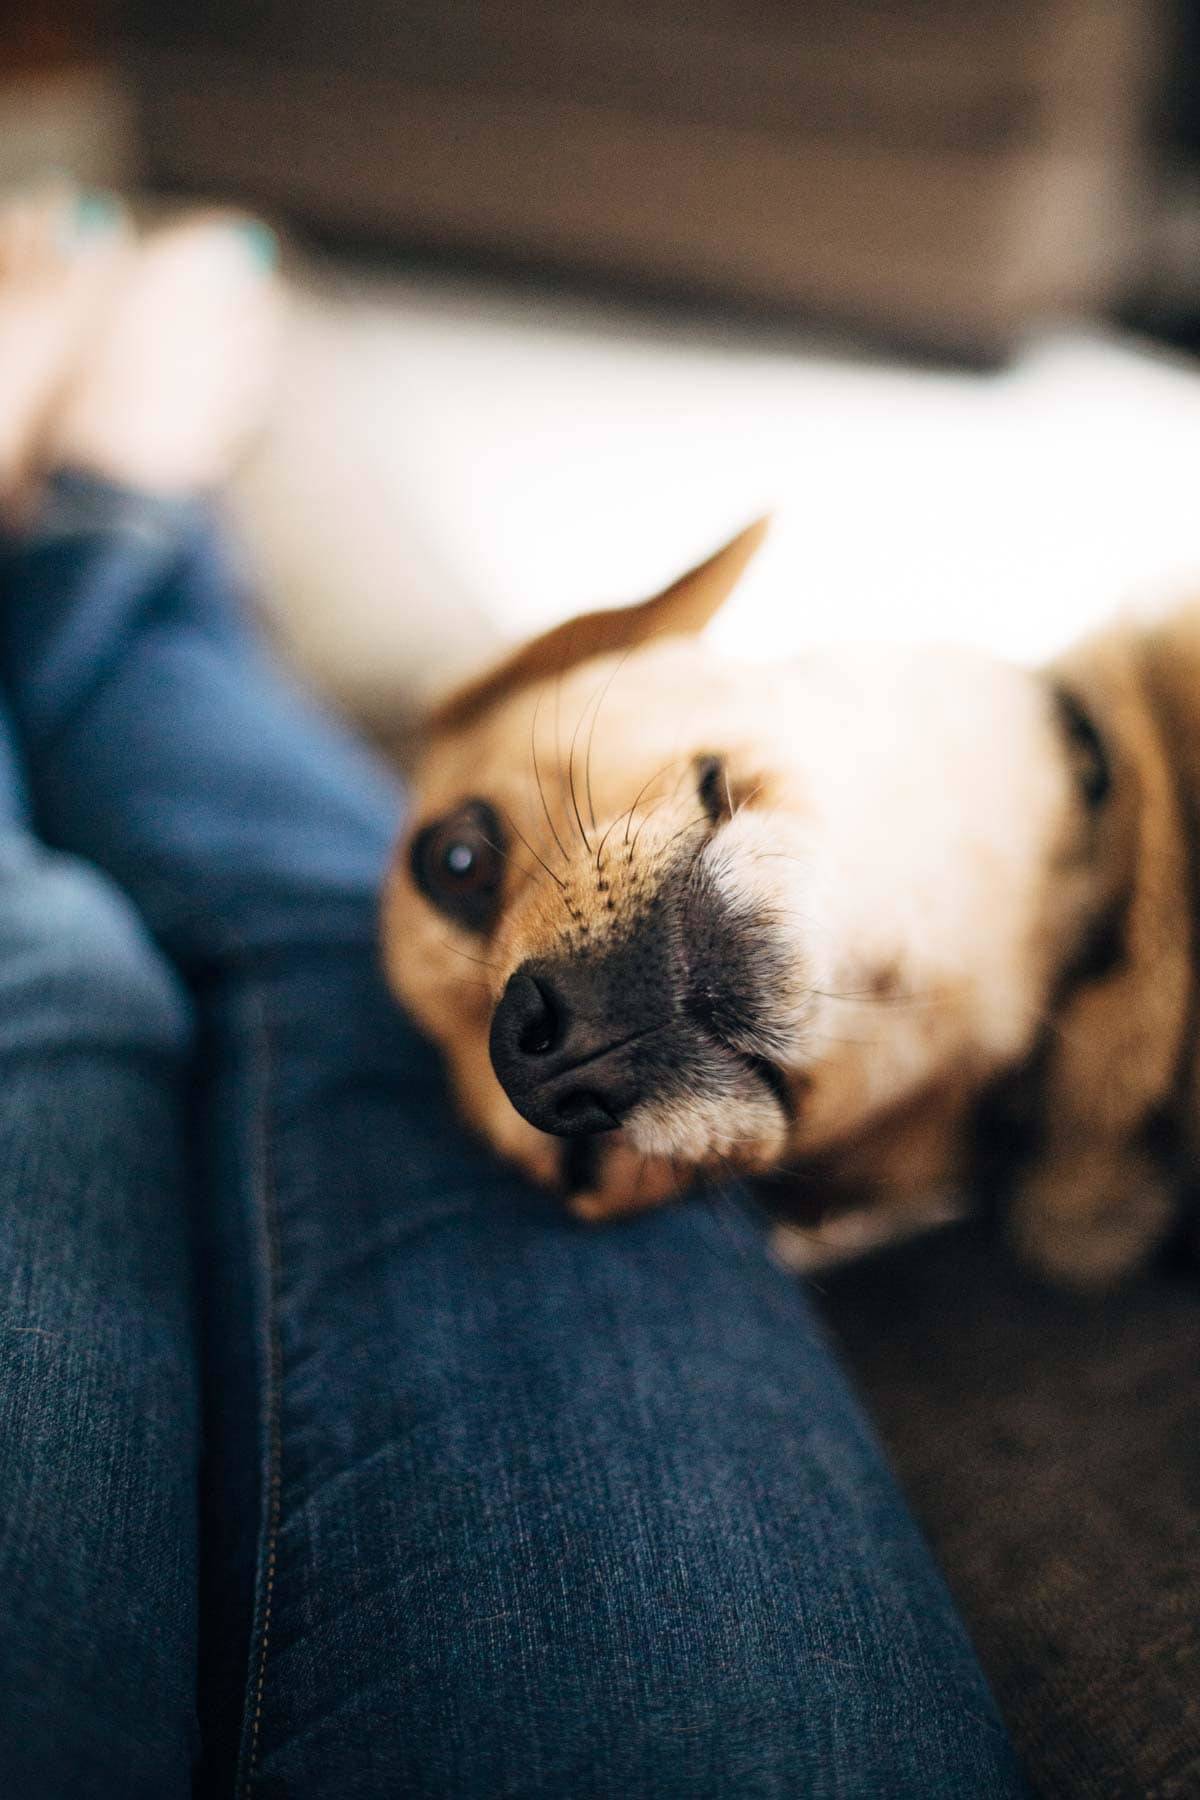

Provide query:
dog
left=382, top=520, right=1199, bottom=1287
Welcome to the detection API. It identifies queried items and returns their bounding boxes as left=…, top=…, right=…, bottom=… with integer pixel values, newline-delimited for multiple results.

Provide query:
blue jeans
left=0, top=474, right=1028, bottom=1798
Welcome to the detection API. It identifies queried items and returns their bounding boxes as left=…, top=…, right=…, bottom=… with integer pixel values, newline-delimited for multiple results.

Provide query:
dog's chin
left=551, top=1069, right=791, bottom=1223
left=620, top=1061, right=791, bottom=1174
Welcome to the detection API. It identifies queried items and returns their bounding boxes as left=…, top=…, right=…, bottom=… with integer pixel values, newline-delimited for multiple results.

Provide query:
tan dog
left=382, top=521, right=1198, bottom=1287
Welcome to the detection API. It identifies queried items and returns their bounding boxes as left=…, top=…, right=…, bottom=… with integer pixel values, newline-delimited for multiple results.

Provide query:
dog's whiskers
left=804, top=1028, right=882, bottom=1047
left=502, top=806, right=568, bottom=893
left=593, top=810, right=625, bottom=876
left=734, top=780, right=768, bottom=817
left=590, top=756, right=689, bottom=877
left=663, top=813, right=710, bottom=853
left=808, top=984, right=941, bottom=1008
left=439, top=940, right=502, bottom=972
left=564, top=679, right=594, bottom=855
left=582, top=647, right=636, bottom=838
left=530, top=687, right=571, bottom=866
left=552, top=665, right=589, bottom=858
left=474, top=825, right=556, bottom=899
left=622, top=757, right=687, bottom=851
left=627, top=793, right=675, bottom=860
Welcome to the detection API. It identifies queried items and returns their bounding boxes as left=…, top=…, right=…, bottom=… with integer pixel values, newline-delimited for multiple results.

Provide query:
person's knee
left=0, top=839, right=189, bottom=1057
left=366, top=1604, right=1024, bottom=1798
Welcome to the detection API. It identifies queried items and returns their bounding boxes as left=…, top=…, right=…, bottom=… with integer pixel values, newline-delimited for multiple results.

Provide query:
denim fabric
left=0, top=474, right=1029, bottom=1796
left=0, top=775, right=198, bottom=1796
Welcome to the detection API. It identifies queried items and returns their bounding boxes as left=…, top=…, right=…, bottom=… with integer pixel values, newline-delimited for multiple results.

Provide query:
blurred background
left=5, top=1, right=1200, bottom=744
left=6, top=14, right=1200, bottom=1796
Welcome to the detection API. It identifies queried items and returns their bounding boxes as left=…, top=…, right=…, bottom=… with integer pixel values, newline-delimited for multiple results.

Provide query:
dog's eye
left=410, top=800, right=506, bottom=933
left=1054, top=687, right=1111, bottom=810
left=696, top=755, right=731, bottom=825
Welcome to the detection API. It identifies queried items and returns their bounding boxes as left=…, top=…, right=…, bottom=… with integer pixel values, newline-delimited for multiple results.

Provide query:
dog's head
left=383, top=523, right=1119, bottom=1215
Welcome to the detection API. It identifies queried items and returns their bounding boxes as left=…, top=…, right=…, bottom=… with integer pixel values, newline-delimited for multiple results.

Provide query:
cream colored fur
left=382, top=524, right=1198, bottom=1285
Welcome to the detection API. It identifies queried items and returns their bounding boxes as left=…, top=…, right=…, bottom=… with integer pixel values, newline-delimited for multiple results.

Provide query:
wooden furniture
left=126, top=0, right=1165, bottom=355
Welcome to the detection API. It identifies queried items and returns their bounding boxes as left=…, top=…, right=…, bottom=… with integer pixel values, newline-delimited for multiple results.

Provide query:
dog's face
left=383, top=524, right=1114, bottom=1219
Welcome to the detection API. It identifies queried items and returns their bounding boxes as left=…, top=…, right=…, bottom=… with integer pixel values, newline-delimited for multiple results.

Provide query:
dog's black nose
left=489, top=961, right=649, bottom=1136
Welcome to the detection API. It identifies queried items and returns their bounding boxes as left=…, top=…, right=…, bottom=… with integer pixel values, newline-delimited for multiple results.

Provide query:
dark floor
left=817, top=1223, right=1200, bottom=1799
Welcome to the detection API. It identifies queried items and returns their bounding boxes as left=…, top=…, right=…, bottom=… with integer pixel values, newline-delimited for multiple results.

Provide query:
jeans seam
left=123, top=864, right=283, bottom=1796
left=107, top=864, right=360, bottom=1798
left=237, top=973, right=284, bottom=1800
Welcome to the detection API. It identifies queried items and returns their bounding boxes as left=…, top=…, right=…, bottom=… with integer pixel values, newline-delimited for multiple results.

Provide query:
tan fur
left=382, top=525, right=1200, bottom=1286
left=999, top=622, right=1192, bottom=1281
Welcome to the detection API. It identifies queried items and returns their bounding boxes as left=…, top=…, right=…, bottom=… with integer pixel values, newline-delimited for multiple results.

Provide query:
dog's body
left=383, top=522, right=1200, bottom=1286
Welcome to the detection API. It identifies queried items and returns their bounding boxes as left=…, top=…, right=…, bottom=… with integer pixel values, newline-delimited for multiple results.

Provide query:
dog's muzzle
left=488, top=875, right=789, bottom=1137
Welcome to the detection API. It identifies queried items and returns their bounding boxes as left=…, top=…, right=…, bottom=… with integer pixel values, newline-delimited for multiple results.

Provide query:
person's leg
left=2, top=221, right=1027, bottom=1796
left=0, top=178, right=127, bottom=502
left=0, top=794, right=199, bottom=1800
left=0, top=192, right=199, bottom=1800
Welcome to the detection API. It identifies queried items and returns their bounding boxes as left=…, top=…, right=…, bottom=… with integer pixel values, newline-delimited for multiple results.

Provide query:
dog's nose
left=489, top=961, right=649, bottom=1136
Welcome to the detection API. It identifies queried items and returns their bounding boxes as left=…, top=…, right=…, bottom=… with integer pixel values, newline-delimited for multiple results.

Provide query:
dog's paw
left=772, top=1191, right=963, bottom=1273
left=566, top=1139, right=690, bottom=1223
left=1009, top=1142, right=1176, bottom=1289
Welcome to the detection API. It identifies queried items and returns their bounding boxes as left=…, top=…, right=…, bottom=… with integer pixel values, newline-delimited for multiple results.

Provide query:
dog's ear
left=431, top=516, right=769, bottom=735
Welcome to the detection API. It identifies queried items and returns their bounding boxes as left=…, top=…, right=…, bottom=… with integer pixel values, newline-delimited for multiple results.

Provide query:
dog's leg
left=567, top=1140, right=690, bottom=1222
left=772, top=1191, right=964, bottom=1274
left=1008, top=1138, right=1176, bottom=1289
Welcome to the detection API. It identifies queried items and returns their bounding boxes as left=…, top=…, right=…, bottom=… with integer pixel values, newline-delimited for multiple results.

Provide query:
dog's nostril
left=517, top=978, right=559, bottom=1057
left=518, top=1016, right=554, bottom=1056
